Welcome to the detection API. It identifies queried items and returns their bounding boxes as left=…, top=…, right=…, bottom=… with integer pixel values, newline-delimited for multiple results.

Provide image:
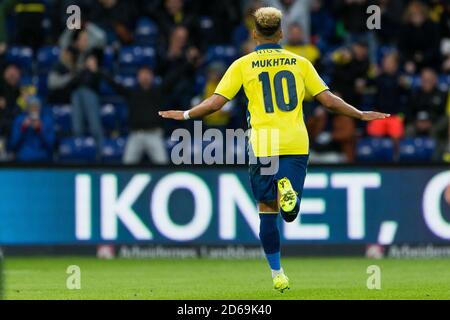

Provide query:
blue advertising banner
left=0, top=166, right=449, bottom=245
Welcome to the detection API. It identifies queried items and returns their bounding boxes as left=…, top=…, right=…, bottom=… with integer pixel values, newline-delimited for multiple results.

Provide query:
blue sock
left=259, top=214, right=281, bottom=270
left=280, top=198, right=300, bottom=223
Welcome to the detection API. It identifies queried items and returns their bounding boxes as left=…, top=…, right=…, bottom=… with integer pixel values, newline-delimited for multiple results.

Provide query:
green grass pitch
left=3, top=257, right=450, bottom=300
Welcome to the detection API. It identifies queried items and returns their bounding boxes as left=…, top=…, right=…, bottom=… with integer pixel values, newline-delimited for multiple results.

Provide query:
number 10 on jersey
left=258, top=70, right=298, bottom=113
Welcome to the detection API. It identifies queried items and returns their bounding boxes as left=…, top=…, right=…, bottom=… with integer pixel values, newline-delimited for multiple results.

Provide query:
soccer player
left=159, top=7, right=389, bottom=292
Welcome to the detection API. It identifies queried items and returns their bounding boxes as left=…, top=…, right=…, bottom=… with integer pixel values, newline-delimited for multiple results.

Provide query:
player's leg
left=258, top=201, right=289, bottom=292
left=276, top=155, right=309, bottom=223
left=250, top=158, right=289, bottom=292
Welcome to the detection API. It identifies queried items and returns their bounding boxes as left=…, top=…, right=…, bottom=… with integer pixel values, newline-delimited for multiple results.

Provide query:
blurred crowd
left=0, top=0, right=448, bottom=164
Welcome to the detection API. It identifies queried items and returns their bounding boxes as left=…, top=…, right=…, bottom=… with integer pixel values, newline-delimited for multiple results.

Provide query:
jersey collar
left=255, top=43, right=282, bottom=51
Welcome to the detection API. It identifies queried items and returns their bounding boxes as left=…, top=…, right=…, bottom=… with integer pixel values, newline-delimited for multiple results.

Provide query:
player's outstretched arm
left=315, top=90, right=390, bottom=121
left=158, top=94, right=228, bottom=121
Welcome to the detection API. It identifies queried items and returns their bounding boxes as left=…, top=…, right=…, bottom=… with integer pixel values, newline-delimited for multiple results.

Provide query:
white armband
left=183, top=110, right=191, bottom=120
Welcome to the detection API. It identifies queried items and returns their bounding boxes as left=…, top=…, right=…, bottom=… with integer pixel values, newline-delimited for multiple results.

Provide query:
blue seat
left=206, top=45, right=238, bottom=66
left=399, top=137, right=435, bottom=162
left=99, top=80, right=116, bottom=97
left=135, top=18, right=159, bottom=46
left=376, top=45, right=395, bottom=64
left=19, top=74, right=35, bottom=87
left=118, top=46, right=156, bottom=74
left=101, top=103, right=130, bottom=133
left=6, top=46, right=33, bottom=74
left=199, top=16, right=215, bottom=43
left=102, top=46, right=115, bottom=71
left=51, top=105, right=72, bottom=133
left=114, top=74, right=138, bottom=88
left=232, top=25, right=249, bottom=49
left=37, top=46, right=59, bottom=74
left=59, top=137, right=97, bottom=163
left=438, top=74, right=449, bottom=91
left=356, top=138, right=394, bottom=162
left=37, top=73, right=48, bottom=97
left=102, top=137, right=126, bottom=163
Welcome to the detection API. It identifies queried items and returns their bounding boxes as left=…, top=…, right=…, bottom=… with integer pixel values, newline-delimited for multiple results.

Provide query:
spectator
left=438, top=1, right=450, bottom=73
left=331, top=40, right=371, bottom=106
left=399, top=1, right=441, bottom=73
left=310, top=0, right=335, bottom=51
left=265, top=0, right=310, bottom=43
left=406, top=68, right=447, bottom=142
left=191, top=0, right=241, bottom=45
left=156, top=0, right=198, bottom=42
left=0, top=64, right=21, bottom=138
left=333, top=0, right=377, bottom=63
left=158, top=26, right=197, bottom=109
left=0, top=0, right=47, bottom=50
left=59, top=22, right=107, bottom=67
left=103, top=50, right=201, bottom=165
left=376, top=0, right=405, bottom=45
left=71, top=53, right=104, bottom=158
left=367, top=52, right=406, bottom=143
left=47, top=47, right=76, bottom=104
left=89, top=0, right=138, bottom=45
left=193, top=62, right=235, bottom=131
left=308, top=103, right=357, bottom=163
left=437, top=0, right=450, bottom=39
left=9, top=96, right=54, bottom=162
left=284, top=23, right=320, bottom=65
left=232, top=0, right=264, bottom=48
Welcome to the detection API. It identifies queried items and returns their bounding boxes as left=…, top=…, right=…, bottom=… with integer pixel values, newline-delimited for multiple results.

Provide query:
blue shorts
left=249, top=155, right=309, bottom=202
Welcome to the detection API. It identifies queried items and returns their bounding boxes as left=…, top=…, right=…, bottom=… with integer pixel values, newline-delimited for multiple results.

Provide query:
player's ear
left=252, top=29, right=257, bottom=41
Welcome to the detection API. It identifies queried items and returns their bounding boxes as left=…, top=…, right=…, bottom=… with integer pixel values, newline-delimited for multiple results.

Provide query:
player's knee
left=258, top=201, right=278, bottom=213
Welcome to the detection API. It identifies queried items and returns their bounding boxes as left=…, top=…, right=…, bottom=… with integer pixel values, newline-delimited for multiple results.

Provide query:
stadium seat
left=37, top=73, right=48, bottom=97
left=99, top=80, right=117, bottom=98
left=206, top=45, right=238, bottom=66
left=114, top=74, right=138, bottom=88
left=438, top=74, right=450, bottom=91
left=51, top=105, right=72, bottom=134
left=101, top=103, right=130, bottom=133
left=135, top=17, right=159, bottom=46
left=399, top=137, right=436, bottom=162
left=102, top=137, right=126, bottom=163
left=19, top=74, right=35, bottom=87
left=59, top=137, right=97, bottom=163
left=99, top=74, right=137, bottom=104
left=198, top=16, right=215, bottom=44
left=356, top=137, right=394, bottom=162
left=6, top=46, right=33, bottom=74
left=118, top=46, right=156, bottom=74
left=36, top=46, right=59, bottom=74
left=232, top=25, right=250, bottom=49
left=102, top=46, right=115, bottom=71
left=376, top=45, right=395, bottom=64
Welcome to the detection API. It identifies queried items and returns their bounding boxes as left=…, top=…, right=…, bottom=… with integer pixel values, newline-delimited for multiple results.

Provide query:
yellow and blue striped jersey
left=215, top=43, right=328, bottom=157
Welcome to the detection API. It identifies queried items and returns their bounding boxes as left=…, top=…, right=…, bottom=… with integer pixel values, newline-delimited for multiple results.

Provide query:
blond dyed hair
left=254, top=7, right=283, bottom=38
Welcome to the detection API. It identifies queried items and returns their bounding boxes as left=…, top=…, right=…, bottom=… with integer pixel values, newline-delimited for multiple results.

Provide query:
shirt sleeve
left=304, top=59, right=328, bottom=97
left=214, top=60, right=243, bottom=101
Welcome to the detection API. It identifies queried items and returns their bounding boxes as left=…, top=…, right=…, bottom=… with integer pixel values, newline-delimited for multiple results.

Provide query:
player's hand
left=158, top=110, right=185, bottom=120
left=360, top=111, right=390, bottom=121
